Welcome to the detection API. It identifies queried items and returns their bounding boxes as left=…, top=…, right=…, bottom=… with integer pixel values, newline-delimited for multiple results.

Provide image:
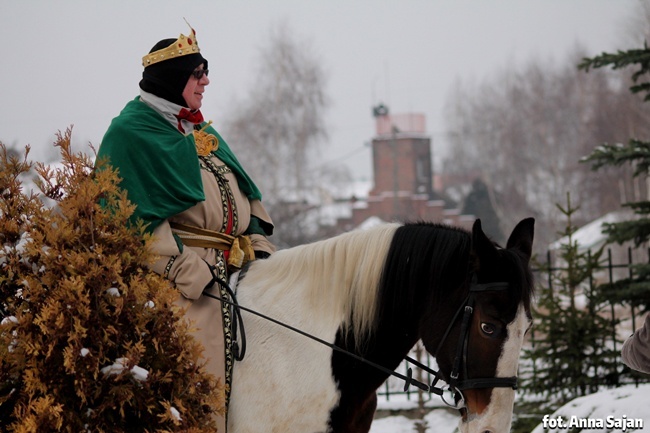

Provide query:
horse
left=226, top=218, right=535, bottom=433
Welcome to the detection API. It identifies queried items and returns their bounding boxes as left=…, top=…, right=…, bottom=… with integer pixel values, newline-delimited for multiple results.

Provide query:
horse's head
left=429, top=218, right=534, bottom=433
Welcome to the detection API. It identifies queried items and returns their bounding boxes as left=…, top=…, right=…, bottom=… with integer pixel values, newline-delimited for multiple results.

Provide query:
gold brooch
left=193, top=121, right=219, bottom=156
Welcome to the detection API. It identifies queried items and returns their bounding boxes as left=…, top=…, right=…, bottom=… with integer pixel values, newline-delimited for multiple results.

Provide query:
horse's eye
left=480, top=322, right=495, bottom=335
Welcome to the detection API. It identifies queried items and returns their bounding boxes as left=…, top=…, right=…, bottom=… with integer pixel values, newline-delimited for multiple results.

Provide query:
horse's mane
left=245, top=221, right=532, bottom=344
left=248, top=223, right=400, bottom=339
left=376, top=222, right=473, bottom=332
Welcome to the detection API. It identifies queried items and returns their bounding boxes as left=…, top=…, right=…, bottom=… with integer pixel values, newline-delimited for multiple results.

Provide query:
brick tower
left=335, top=104, right=473, bottom=230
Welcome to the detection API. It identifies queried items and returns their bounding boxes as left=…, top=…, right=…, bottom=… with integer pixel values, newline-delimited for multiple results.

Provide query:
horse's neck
left=355, top=291, right=424, bottom=373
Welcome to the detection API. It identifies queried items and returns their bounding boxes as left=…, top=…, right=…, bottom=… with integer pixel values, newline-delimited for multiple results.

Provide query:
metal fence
left=377, top=343, right=439, bottom=403
left=525, top=245, right=650, bottom=390
left=377, top=246, right=649, bottom=402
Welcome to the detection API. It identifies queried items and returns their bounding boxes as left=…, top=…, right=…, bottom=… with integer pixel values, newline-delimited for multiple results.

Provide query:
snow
left=100, top=358, right=127, bottom=376
left=358, top=216, right=386, bottom=230
left=105, top=287, right=120, bottom=297
left=169, top=406, right=182, bottom=422
left=371, top=410, right=461, bottom=433
left=101, top=358, right=128, bottom=376
left=1, top=316, right=18, bottom=326
left=100, top=358, right=149, bottom=382
left=370, top=407, right=459, bottom=433
left=549, top=210, right=634, bottom=252
left=372, top=384, right=650, bottom=433
left=130, top=365, right=149, bottom=382
left=530, top=384, right=650, bottom=433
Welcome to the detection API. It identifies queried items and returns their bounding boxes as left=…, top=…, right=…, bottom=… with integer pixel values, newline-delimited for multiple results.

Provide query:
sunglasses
left=191, top=69, right=209, bottom=79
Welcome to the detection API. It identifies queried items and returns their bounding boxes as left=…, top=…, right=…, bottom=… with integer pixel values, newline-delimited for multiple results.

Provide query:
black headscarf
left=139, top=38, right=208, bottom=107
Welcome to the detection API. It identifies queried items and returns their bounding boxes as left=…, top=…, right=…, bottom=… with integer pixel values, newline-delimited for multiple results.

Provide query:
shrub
left=0, top=130, right=224, bottom=432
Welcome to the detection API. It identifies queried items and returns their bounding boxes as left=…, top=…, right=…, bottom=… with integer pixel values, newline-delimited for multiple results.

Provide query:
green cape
left=97, top=97, right=262, bottom=233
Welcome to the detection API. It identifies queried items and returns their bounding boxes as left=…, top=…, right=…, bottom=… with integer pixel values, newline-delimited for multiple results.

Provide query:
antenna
left=384, top=60, right=390, bottom=108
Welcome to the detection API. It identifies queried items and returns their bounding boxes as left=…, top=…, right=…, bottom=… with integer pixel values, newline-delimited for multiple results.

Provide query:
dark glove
left=203, top=261, right=221, bottom=292
left=254, top=250, right=271, bottom=260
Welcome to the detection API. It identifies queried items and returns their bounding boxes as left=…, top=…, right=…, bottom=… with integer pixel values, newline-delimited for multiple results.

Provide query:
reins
left=204, top=273, right=519, bottom=408
left=203, top=277, right=436, bottom=394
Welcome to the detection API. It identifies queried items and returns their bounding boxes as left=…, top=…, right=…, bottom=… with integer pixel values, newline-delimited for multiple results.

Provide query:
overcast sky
left=0, top=0, right=640, bottom=179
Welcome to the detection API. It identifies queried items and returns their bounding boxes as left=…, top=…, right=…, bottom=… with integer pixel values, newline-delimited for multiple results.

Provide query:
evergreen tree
left=524, top=194, right=619, bottom=404
left=0, top=131, right=224, bottom=432
left=579, top=46, right=650, bottom=311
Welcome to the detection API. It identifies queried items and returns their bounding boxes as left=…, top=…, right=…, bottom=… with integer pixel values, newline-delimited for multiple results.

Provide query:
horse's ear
left=505, top=218, right=535, bottom=264
left=472, top=219, right=497, bottom=260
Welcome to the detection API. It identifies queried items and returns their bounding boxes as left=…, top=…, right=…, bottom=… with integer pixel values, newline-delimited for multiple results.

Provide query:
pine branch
left=578, top=45, right=650, bottom=72
left=582, top=139, right=650, bottom=177
left=579, top=45, right=650, bottom=98
left=623, top=201, right=650, bottom=215
left=601, top=218, right=650, bottom=246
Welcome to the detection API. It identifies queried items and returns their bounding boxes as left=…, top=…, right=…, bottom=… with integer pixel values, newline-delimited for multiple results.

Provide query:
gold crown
left=142, top=23, right=201, bottom=67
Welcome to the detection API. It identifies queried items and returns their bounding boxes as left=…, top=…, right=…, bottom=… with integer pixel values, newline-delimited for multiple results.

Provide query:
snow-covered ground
left=370, top=390, right=462, bottom=433
left=371, top=408, right=459, bottom=433
left=371, top=383, right=650, bottom=433
left=371, top=410, right=459, bottom=433
left=530, top=384, right=650, bottom=433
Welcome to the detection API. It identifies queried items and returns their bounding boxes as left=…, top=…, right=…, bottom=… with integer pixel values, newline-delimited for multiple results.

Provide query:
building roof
left=549, top=210, right=635, bottom=251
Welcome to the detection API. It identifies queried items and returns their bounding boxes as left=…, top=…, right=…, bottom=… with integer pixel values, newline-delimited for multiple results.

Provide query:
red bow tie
left=175, top=108, right=205, bottom=132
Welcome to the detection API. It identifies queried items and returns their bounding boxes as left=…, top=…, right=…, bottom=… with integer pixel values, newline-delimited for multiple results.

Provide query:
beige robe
left=149, top=152, right=275, bottom=432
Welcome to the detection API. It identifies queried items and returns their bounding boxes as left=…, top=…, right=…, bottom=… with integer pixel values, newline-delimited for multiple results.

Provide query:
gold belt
left=169, top=222, right=254, bottom=269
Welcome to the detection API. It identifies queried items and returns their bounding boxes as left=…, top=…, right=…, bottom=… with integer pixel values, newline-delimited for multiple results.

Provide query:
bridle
left=205, top=273, right=520, bottom=409
left=410, top=275, right=519, bottom=408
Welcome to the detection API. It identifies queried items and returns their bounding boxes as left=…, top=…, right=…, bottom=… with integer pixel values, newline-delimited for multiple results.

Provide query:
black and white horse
left=227, top=218, right=534, bottom=433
